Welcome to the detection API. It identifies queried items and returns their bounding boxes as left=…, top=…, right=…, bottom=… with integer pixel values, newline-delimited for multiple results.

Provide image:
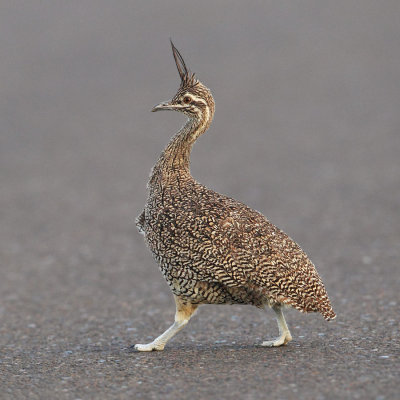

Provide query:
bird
left=134, top=41, right=335, bottom=351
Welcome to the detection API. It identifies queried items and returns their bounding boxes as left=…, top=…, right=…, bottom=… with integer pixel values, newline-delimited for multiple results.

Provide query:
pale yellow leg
left=135, top=296, right=198, bottom=352
left=261, top=305, right=292, bottom=347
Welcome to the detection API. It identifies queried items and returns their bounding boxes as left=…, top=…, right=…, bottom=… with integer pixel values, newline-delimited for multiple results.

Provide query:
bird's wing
left=176, top=201, right=278, bottom=288
left=184, top=196, right=316, bottom=291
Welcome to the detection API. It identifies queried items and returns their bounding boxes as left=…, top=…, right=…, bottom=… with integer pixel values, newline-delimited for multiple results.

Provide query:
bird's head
left=152, top=41, right=215, bottom=122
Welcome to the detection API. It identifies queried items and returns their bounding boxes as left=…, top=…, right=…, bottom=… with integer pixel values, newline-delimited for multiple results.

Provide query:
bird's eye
left=183, top=96, right=192, bottom=104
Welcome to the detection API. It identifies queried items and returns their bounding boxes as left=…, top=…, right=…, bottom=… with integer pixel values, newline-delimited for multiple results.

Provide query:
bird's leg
left=261, top=304, right=292, bottom=347
left=134, top=296, right=198, bottom=352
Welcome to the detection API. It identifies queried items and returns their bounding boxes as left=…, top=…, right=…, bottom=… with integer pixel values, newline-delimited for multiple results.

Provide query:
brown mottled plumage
left=134, top=41, right=335, bottom=351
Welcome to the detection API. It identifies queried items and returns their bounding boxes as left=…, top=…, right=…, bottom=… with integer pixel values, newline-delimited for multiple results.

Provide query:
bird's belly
left=152, top=254, right=268, bottom=307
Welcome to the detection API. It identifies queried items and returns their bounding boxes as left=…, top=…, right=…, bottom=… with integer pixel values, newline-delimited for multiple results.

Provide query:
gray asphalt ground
left=1, top=2, right=399, bottom=399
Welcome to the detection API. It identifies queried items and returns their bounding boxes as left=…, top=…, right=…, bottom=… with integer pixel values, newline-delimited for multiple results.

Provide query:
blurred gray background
left=1, top=1, right=399, bottom=399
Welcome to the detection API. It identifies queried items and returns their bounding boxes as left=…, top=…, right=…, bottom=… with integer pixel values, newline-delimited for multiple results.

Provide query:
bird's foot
left=261, top=332, right=292, bottom=347
left=133, top=341, right=165, bottom=352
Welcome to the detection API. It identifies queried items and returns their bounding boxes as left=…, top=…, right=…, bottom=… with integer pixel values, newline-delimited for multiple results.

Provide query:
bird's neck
left=150, top=109, right=213, bottom=184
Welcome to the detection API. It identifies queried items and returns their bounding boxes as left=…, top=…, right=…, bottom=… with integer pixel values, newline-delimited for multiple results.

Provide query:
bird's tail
left=320, top=302, right=336, bottom=321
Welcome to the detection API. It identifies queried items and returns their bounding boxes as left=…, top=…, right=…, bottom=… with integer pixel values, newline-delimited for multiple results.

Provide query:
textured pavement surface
left=1, top=2, right=399, bottom=399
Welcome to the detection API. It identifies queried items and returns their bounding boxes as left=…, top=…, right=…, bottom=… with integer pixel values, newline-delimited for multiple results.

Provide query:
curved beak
left=151, top=101, right=174, bottom=112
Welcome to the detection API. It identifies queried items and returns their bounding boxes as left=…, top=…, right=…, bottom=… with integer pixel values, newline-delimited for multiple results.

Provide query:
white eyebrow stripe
left=185, top=94, right=207, bottom=105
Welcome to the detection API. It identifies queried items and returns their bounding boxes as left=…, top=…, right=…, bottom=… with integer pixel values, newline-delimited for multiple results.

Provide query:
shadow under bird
left=135, top=41, right=336, bottom=351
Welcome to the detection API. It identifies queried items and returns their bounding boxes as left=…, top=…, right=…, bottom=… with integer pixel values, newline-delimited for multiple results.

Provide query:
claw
left=134, top=342, right=165, bottom=352
left=261, top=333, right=292, bottom=347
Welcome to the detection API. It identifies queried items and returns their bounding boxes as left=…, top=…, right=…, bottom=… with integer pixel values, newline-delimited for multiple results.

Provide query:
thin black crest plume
left=170, top=40, right=198, bottom=88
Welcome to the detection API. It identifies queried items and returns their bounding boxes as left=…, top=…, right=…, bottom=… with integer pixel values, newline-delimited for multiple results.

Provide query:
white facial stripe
left=202, top=103, right=209, bottom=122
